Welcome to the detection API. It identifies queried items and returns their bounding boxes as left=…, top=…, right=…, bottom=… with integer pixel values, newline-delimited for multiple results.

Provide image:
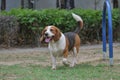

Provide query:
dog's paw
left=62, top=58, right=70, bottom=66
left=70, top=63, right=75, bottom=67
left=52, top=67, right=56, bottom=70
left=62, top=61, right=69, bottom=66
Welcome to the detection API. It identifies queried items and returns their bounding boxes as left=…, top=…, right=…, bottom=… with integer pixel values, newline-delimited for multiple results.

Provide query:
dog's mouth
left=45, top=37, right=52, bottom=43
left=45, top=36, right=54, bottom=43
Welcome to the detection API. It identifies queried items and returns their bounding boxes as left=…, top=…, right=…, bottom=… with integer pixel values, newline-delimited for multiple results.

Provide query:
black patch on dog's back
left=64, top=32, right=76, bottom=51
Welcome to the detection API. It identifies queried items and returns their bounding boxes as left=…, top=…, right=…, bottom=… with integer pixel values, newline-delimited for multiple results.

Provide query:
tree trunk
left=61, top=0, right=66, bottom=9
left=118, top=0, right=120, bottom=8
left=21, top=0, right=24, bottom=9
left=28, top=0, right=34, bottom=9
left=113, top=0, right=118, bottom=8
left=56, top=0, right=74, bottom=9
left=56, top=0, right=59, bottom=8
left=70, top=0, right=74, bottom=9
left=66, top=0, right=74, bottom=9
left=118, top=0, right=120, bottom=41
left=1, top=0, right=6, bottom=11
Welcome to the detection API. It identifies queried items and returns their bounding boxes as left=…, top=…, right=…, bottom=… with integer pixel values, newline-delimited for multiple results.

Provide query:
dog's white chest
left=49, top=43, right=63, bottom=56
left=49, top=33, right=66, bottom=56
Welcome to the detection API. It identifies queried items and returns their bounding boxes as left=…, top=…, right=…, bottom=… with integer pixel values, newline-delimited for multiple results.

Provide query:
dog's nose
left=45, top=33, right=48, bottom=36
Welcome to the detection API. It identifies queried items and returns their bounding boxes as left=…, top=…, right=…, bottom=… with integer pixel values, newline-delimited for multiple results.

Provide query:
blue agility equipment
left=102, top=0, right=113, bottom=65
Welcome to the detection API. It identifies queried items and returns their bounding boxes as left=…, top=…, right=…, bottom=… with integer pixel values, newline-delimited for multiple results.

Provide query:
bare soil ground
left=0, top=43, right=120, bottom=66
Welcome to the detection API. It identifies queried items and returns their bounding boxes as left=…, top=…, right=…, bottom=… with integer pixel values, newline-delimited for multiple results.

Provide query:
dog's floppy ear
left=40, top=29, right=45, bottom=42
left=53, top=27, right=61, bottom=41
left=40, top=35, right=44, bottom=42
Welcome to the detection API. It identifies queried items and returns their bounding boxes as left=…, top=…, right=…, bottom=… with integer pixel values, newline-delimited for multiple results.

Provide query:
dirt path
left=0, top=43, right=120, bottom=66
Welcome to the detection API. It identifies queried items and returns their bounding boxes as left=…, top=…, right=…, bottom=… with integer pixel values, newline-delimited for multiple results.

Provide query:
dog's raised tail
left=72, top=13, right=83, bottom=33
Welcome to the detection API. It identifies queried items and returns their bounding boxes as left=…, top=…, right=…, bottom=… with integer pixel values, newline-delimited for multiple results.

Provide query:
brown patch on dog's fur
left=63, top=34, right=80, bottom=58
left=63, top=37, right=69, bottom=58
left=40, top=27, right=48, bottom=42
left=51, top=26, right=61, bottom=41
left=79, top=21, right=83, bottom=29
left=74, top=34, right=80, bottom=53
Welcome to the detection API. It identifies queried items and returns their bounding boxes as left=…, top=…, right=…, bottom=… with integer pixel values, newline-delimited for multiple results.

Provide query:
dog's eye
left=50, top=29, right=53, bottom=31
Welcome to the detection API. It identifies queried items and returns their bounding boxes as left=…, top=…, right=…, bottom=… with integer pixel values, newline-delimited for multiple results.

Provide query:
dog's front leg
left=50, top=54, right=56, bottom=70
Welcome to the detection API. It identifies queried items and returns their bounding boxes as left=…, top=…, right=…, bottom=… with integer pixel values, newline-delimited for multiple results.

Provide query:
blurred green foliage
left=0, top=8, right=119, bottom=46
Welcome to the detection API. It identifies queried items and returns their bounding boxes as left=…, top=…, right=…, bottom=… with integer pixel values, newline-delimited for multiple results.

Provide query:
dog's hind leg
left=62, top=49, right=70, bottom=66
left=70, top=47, right=78, bottom=67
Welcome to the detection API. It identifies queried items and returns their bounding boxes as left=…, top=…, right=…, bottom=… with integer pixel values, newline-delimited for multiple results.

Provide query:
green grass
left=0, top=63, right=120, bottom=80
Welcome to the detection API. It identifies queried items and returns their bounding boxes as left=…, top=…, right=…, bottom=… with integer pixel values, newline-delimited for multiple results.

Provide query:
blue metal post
left=102, top=0, right=113, bottom=65
left=102, top=3, right=107, bottom=60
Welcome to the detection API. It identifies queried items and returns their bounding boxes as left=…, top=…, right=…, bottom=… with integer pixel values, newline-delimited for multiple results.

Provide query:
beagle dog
left=40, top=13, right=83, bottom=69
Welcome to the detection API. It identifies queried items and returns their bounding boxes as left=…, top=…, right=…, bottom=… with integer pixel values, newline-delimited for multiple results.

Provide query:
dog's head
left=40, top=26, right=61, bottom=43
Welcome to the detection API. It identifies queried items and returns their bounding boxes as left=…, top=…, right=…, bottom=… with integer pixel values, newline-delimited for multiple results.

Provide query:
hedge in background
left=0, top=8, right=119, bottom=47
